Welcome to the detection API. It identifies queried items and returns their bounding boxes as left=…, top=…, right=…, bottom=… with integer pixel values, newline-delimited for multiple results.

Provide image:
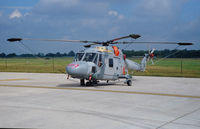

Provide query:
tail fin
left=125, top=49, right=155, bottom=71
left=141, top=48, right=155, bottom=71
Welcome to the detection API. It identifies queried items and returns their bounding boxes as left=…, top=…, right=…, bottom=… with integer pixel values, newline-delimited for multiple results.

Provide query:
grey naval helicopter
left=7, top=34, right=193, bottom=86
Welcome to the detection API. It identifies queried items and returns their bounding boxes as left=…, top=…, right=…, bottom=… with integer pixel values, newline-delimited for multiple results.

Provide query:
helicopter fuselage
left=66, top=46, right=126, bottom=81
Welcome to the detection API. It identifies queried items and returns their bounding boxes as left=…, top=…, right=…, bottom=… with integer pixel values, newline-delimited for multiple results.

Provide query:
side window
left=99, top=54, right=102, bottom=62
left=98, top=54, right=103, bottom=67
left=109, top=58, right=113, bottom=67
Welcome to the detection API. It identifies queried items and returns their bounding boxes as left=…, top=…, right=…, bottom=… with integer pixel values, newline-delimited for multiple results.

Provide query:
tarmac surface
left=0, top=72, right=200, bottom=129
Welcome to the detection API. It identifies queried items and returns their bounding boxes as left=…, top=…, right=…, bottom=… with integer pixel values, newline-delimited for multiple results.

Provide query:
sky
left=0, top=0, right=200, bottom=54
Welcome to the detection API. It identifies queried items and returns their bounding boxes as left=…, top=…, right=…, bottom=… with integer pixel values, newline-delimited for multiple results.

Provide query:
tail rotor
left=148, top=48, right=155, bottom=64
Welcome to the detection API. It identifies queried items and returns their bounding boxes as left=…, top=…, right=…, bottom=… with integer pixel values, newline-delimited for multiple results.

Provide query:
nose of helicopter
left=66, top=62, right=89, bottom=78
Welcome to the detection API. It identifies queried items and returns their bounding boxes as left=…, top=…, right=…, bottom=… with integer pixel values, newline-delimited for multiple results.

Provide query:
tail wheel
left=127, top=80, right=132, bottom=86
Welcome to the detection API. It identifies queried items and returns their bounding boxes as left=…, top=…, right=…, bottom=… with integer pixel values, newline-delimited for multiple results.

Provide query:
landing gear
left=125, top=74, right=132, bottom=86
left=85, top=80, right=98, bottom=86
left=80, top=79, right=85, bottom=86
left=86, top=81, right=93, bottom=86
left=81, top=79, right=97, bottom=86
left=93, top=80, right=98, bottom=84
left=127, top=80, right=132, bottom=86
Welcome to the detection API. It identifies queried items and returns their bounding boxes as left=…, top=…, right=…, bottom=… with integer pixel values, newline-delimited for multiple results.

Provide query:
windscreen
left=75, top=53, right=84, bottom=61
left=83, top=53, right=97, bottom=62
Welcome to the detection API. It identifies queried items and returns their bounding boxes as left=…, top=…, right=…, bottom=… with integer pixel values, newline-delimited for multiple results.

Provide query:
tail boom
left=125, top=54, right=148, bottom=72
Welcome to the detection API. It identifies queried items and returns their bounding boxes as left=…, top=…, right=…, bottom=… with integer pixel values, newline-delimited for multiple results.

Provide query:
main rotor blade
left=7, top=38, right=98, bottom=44
left=108, top=34, right=141, bottom=43
left=113, top=41, right=193, bottom=46
left=7, top=38, right=22, bottom=42
left=84, top=43, right=101, bottom=48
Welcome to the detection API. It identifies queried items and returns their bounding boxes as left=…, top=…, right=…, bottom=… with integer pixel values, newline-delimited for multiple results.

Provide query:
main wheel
left=93, top=80, right=98, bottom=84
left=127, top=80, right=132, bottom=86
left=86, top=81, right=93, bottom=86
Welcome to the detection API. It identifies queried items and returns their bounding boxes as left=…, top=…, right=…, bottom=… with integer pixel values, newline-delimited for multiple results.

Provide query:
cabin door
left=114, top=57, right=122, bottom=76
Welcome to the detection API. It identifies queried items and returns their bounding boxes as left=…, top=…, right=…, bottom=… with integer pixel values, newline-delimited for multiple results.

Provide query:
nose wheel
left=80, top=79, right=98, bottom=86
left=80, top=79, right=85, bottom=86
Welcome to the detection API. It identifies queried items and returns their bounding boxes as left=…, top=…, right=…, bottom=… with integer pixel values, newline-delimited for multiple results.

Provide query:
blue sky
left=0, top=0, right=200, bottom=54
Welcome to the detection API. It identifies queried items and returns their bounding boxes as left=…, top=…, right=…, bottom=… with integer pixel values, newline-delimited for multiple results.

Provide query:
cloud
left=108, top=10, right=124, bottom=20
left=33, top=0, right=109, bottom=19
left=9, top=9, right=22, bottom=19
left=1, top=0, right=200, bottom=54
left=108, top=10, right=118, bottom=16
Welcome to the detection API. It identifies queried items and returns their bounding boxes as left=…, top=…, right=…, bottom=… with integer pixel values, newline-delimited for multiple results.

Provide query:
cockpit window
left=83, top=53, right=97, bottom=62
left=75, top=53, right=84, bottom=61
left=94, top=55, right=98, bottom=64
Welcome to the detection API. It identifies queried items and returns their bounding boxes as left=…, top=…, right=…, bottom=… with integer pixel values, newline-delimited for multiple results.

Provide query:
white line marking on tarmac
left=0, top=84, right=200, bottom=99
left=0, top=78, right=31, bottom=81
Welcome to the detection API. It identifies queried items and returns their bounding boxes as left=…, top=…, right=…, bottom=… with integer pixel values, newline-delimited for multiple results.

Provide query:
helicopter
left=7, top=34, right=193, bottom=86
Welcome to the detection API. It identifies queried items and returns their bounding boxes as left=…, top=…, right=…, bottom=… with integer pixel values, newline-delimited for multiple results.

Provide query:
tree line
left=0, top=49, right=200, bottom=58
left=0, top=51, right=75, bottom=58
left=122, top=49, right=200, bottom=58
